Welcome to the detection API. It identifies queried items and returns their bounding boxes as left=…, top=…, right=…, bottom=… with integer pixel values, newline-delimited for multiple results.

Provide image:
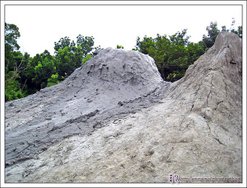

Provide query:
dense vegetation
left=135, top=21, right=242, bottom=81
left=5, top=23, right=98, bottom=101
left=5, top=21, right=242, bottom=101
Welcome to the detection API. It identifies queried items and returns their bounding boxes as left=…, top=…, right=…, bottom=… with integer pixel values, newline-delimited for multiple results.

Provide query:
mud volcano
left=5, top=32, right=242, bottom=183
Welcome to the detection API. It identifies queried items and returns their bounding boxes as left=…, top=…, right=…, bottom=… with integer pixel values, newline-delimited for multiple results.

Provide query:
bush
left=47, top=73, right=60, bottom=87
left=5, top=71, right=27, bottom=101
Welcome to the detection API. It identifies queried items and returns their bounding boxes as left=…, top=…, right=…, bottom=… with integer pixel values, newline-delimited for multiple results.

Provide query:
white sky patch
left=5, top=4, right=242, bottom=56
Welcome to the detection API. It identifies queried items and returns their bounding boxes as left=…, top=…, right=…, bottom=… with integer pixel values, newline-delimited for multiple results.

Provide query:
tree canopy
left=5, top=23, right=95, bottom=101
left=135, top=30, right=205, bottom=81
left=135, top=22, right=242, bottom=81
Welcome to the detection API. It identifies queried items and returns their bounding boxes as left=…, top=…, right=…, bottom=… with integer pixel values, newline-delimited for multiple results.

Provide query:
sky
left=4, top=2, right=242, bottom=56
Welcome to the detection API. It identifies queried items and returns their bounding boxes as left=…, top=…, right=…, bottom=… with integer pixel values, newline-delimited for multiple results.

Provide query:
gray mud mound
left=5, top=32, right=242, bottom=183
left=5, top=48, right=169, bottom=167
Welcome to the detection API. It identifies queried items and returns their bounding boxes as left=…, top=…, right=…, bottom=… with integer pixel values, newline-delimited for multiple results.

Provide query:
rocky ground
left=5, top=32, right=242, bottom=183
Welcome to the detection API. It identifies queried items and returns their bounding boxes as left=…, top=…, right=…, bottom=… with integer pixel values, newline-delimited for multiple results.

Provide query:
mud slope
left=5, top=32, right=242, bottom=183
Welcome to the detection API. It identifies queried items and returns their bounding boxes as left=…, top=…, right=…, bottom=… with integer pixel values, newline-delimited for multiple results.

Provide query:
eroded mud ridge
left=5, top=48, right=170, bottom=167
left=5, top=32, right=242, bottom=183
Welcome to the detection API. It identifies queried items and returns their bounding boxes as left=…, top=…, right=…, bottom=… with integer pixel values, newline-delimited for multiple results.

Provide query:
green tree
left=5, top=71, right=26, bottom=101
left=82, top=54, right=92, bottom=64
left=5, top=23, right=21, bottom=72
left=136, top=30, right=205, bottom=82
left=21, top=50, right=55, bottom=91
left=47, top=73, right=59, bottom=87
left=186, top=41, right=205, bottom=65
left=169, top=29, right=189, bottom=46
left=5, top=23, right=28, bottom=101
left=55, top=46, right=77, bottom=79
left=5, top=24, right=97, bottom=101
left=76, top=35, right=94, bottom=55
left=54, top=36, right=72, bottom=52
left=54, top=35, right=94, bottom=80
left=231, top=25, right=242, bottom=38
left=5, top=52, right=29, bottom=101
left=116, top=45, right=124, bottom=49
left=33, top=50, right=55, bottom=89
left=202, top=22, right=220, bottom=48
left=203, top=20, right=242, bottom=49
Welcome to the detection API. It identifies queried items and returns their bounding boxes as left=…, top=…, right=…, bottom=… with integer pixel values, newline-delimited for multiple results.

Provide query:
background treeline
left=5, top=21, right=242, bottom=101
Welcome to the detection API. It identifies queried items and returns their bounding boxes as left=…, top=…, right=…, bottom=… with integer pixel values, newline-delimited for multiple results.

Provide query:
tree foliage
left=5, top=23, right=27, bottom=100
left=5, top=23, right=21, bottom=72
left=53, top=35, right=94, bottom=79
left=202, top=22, right=220, bottom=48
left=203, top=20, right=242, bottom=49
left=135, top=30, right=205, bottom=81
left=116, top=45, right=124, bottom=49
left=136, top=21, right=242, bottom=82
left=5, top=22, right=95, bottom=101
